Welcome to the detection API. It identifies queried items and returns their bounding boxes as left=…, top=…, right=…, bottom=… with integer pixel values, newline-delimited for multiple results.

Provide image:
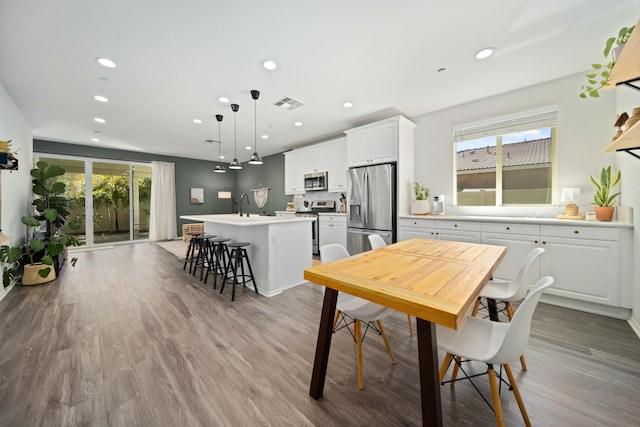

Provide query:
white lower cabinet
left=400, top=217, right=632, bottom=318
left=539, top=225, right=621, bottom=308
left=319, top=214, right=346, bottom=249
left=398, top=218, right=480, bottom=243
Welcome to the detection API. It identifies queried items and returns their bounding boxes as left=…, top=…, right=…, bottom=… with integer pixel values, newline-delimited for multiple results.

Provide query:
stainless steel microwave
left=304, top=171, right=328, bottom=191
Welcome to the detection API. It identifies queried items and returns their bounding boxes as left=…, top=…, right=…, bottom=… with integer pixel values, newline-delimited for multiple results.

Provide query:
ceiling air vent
left=274, top=96, right=304, bottom=111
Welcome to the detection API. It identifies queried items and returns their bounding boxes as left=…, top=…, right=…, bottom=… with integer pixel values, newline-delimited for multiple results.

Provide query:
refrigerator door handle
left=362, top=171, right=369, bottom=224
left=347, top=229, right=376, bottom=236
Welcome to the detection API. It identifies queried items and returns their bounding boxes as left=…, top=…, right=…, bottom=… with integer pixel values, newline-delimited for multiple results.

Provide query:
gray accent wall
left=33, top=139, right=248, bottom=235
left=234, top=153, right=289, bottom=215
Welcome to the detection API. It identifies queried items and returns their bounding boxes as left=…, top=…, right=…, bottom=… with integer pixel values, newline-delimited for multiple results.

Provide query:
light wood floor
left=0, top=243, right=639, bottom=426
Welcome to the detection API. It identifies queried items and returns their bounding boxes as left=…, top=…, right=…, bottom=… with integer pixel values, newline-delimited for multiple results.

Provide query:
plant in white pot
left=590, top=165, right=621, bottom=221
left=411, top=182, right=431, bottom=215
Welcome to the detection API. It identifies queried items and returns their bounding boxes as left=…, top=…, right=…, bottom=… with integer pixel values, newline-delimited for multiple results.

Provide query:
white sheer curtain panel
left=149, top=161, right=177, bottom=241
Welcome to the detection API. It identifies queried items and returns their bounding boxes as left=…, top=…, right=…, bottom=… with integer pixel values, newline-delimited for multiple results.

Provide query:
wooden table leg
left=309, top=288, right=338, bottom=399
left=417, top=318, right=443, bottom=427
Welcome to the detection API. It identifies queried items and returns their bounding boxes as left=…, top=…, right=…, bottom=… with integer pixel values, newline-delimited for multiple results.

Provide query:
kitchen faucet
left=239, top=193, right=250, bottom=217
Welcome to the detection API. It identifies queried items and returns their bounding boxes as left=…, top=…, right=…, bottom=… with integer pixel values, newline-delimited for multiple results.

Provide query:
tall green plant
left=590, top=166, right=621, bottom=207
left=1, top=160, right=82, bottom=280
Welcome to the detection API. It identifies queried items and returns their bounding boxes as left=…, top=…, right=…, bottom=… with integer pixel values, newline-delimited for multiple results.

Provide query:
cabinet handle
left=542, top=241, right=547, bottom=245
left=534, top=240, right=538, bottom=244
left=454, top=224, right=458, bottom=228
left=574, top=230, right=579, bottom=234
left=414, top=221, right=417, bottom=225
left=506, top=226, right=510, bottom=230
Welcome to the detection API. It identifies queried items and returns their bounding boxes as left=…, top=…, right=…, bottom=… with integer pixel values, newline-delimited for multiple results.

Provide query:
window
left=453, top=109, right=556, bottom=206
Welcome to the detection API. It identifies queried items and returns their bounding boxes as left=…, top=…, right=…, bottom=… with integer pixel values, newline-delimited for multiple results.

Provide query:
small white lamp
left=561, top=188, right=581, bottom=216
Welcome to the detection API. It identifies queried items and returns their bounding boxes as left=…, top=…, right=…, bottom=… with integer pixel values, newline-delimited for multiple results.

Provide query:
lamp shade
left=218, top=191, right=232, bottom=199
left=561, top=188, right=581, bottom=204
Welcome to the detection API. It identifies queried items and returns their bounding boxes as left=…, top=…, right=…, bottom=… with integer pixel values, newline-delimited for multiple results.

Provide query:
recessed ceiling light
left=94, top=117, right=106, bottom=123
left=261, top=134, right=269, bottom=139
left=193, top=119, right=202, bottom=124
left=218, top=97, right=229, bottom=103
left=219, top=155, right=225, bottom=159
left=91, top=137, right=100, bottom=142
left=245, top=146, right=252, bottom=150
left=475, top=47, right=494, bottom=59
left=342, top=102, right=353, bottom=108
left=94, top=95, right=109, bottom=102
left=96, top=57, right=116, bottom=68
left=262, top=60, right=277, bottom=70
left=294, top=122, right=302, bottom=127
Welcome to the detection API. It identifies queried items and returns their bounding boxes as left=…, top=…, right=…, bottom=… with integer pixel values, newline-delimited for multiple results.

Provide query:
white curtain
left=149, top=161, right=177, bottom=241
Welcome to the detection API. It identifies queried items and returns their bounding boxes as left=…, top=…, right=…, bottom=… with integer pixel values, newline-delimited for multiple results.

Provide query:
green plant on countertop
left=580, top=25, right=635, bottom=98
left=590, top=165, right=621, bottom=207
left=413, top=182, right=430, bottom=200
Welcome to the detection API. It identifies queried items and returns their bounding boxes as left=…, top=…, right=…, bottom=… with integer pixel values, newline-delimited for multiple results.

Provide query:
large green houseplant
left=0, top=160, right=81, bottom=285
left=589, top=165, right=621, bottom=221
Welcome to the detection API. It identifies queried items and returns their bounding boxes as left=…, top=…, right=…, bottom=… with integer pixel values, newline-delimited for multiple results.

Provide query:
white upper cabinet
left=302, top=144, right=328, bottom=173
left=345, top=119, right=398, bottom=167
left=326, top=137, right=347, bottom=192
left=284, top=150, right=306, bottom=195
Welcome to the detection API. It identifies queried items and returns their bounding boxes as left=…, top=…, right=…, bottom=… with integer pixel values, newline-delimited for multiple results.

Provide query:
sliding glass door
left=36, top=154, right=151, bottom=245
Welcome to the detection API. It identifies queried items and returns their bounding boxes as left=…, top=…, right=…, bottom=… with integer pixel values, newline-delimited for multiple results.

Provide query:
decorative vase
left=411, top=200, right=431, bottom=215
left=594, top=206, right=614, bottom=222
left=21, top=263, right=56, bottom=286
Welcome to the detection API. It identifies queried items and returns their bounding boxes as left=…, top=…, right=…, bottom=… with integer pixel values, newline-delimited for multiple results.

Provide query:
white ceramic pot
left=411, top=200, right=431, bottom=215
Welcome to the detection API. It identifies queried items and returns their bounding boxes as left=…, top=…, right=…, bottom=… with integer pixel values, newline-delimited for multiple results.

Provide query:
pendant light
left=229, top=103, right=242, bottom=170
left=248, top=89, right=263, bottom=165
left=213, top=114, right=226, bottom=173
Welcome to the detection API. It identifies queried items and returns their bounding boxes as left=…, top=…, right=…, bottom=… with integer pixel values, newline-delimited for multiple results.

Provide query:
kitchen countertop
left=399, top=214, right=633, bottom=228
left=181, top=214, right=314, bottom=226
left=317, top=212, right=346, bottom=216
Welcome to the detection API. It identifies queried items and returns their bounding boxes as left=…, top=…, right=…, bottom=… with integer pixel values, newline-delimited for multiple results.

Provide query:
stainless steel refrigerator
left=347, top=163, right=396, bottom=254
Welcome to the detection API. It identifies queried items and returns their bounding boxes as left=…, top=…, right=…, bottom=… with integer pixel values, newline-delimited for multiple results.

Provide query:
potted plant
left=580, top=25, right=635, bottom=98
left=411, top=182, right=431, bottom=215
left=590, top=165, right=621, bottom=221
left=0, top=160, right=81, bottom=285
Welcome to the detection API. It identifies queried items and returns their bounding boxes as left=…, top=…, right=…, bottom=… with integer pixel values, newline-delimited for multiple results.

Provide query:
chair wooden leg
left=471, top=297, right=481, bottom=317
left=504, top=363, right=532, bottom=426
left=355, top=320, right=364, bottom=390
left=406, top=314, right=413, bottom=336
left=451, top=356, right=462, bottom=382
left=333, top=310, right=342, bottom=332
left=506, top=302, right=528, bottom=370
left=487, top=366, right=505, bottom=427
left=439, top=352, right=453, bottom=384
left=376, top=320, right=395, bottom=364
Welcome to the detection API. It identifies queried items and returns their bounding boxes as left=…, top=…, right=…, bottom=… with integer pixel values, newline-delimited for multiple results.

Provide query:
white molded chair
left=471, top=247, right=545, bottom=370
left=320, top=243, right=396, bottom=390
left=367, top=234, right=414, bottom=336
left=438, top=276, right=553, bottom=427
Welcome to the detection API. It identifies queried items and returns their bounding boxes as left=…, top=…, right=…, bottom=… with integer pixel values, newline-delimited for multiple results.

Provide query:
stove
left=295, top=201, right=336, bottom=255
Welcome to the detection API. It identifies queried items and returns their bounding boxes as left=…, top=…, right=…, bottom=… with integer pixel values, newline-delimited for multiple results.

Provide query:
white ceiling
left=1, top=0, right=638, bottom=163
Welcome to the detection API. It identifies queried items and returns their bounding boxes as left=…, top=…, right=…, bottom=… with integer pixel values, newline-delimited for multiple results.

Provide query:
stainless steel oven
left=296, top=200, right=335, bottom=256
left=295, top=212, right=319, bottom=255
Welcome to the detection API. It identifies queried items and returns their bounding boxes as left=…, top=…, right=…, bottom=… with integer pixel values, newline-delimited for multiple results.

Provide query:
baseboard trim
left=0, top=281, right=16, bottom=303
left=628, top=317, right=640, bottom=339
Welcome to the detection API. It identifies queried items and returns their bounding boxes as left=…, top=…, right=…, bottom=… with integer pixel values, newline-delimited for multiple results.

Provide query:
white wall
left=615, top=86, right=640, bottom=334
left=0, top=80, right=33, bottom=246
left=412, top=72, right=618, bottom=216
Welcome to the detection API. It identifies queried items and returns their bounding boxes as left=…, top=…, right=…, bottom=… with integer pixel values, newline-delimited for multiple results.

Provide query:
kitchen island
left=180, top=214, right=314, bottom=297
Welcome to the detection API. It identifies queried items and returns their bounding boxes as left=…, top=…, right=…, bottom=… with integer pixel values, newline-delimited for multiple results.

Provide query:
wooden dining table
left=304, top=238, right=506, bottom=427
